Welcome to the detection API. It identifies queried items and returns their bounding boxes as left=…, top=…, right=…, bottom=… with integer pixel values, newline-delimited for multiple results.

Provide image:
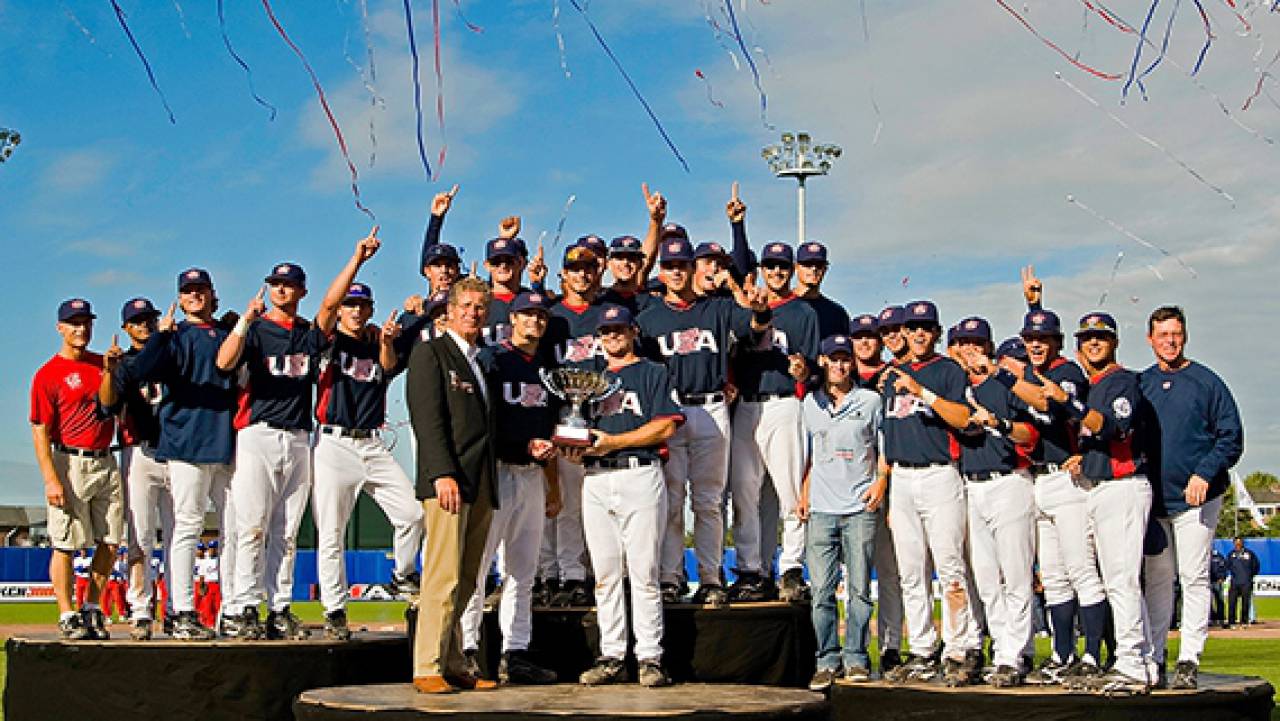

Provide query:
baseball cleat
left=171, top=611, right=215, bottom=641
left=83, top=608, right=110, bottom=640
left=989, top=664, right=1024, bottom=688
left=163, top=614, right=176, bottom=636
left=1026, top=656, right=1071, bottom=685
left=59, top=613, right=91, bottom=641
left=942, top=657, right=974, bottom=687
left=1080, top=668, right=1150, bottom=697
left=1170, top=660, right=1198, bottom=690
left=462, top=649, right=482, bottom=679
left=551, top=579, right=590, bottom=607
left=808, top=667, right=840, bottom=691
left=483, top=582, right=504, bottom=610
left=637, top=660, right=671, bottom=688
left=391, top=571, right=421, bottom=598
left=844, top=665, right=871, bottom=683
left=579, top=656, right=627, bottom=685
left=691, top=583, right=728, bottom=608
left=129, top=618, right=153, bottom=641
left=222, top=607, right=266, bottom=640
left=884, top=653, right=941, bottom=684
left=725, top=572, right=772, bottom=602
left=1062, top=656, right=1102, bottom=691
left=878, top=648, right=903, bottom=676
left=324, top=609, right=352, bottom=641
left=659, top=582, right=684, bottom=604
left=499, top=651, right=557, bottom=685
left=778, top=568, right=811, bottom=603
left=531, top=578, right=554, bottom=607
left=266, top=606, right=310, bottom=640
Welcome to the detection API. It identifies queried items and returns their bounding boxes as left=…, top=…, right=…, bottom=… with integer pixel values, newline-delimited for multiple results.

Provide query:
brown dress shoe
left=413, top=675, right=457, bottom=694
left=447, top=673, right=499, bottom=690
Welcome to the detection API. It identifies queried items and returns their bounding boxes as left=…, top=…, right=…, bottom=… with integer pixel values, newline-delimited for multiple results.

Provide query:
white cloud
left=40, top=149, right=115, bottom=192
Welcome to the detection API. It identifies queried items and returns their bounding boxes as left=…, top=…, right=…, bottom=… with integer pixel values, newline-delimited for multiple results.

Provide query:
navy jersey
left=130, top=321, right=239, bottom=464
left=1077, top=366, right=1148, bottom=481
left=590, top=358, right=684, bottom=463
left=393, top=310, right=442, bottom=363
left=487, top=342, right=560, bottom=465
left=881, top=354, right=967, bottom=466
left=958, top=377, right=1033, bottom=475
left=237, top=316, right=330, bottom=431
left=418, top=213, right=444, bottom=277
left=599, top=286, right=655, bottom=316
left=484, top=287, right=531, bottom=347
left=733, top=296, right=819, bottom=397
left=801, top=294, right=851, bottom=343
left=857, top=364, right=887, bottom=392
left=636, top=296, right=755, bottom=395
left=315, top=330, right=395, bottom=430
left=1140, top=361, right=1242, bottom=516
left=1024, top=357, right=1090, bottom=465
left=544, top=300, right=606, bottom=368
left=112, top=347, right=163, bottom=447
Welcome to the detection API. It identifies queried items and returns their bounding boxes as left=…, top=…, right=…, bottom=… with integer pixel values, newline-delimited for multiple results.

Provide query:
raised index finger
left=256, top=285, right=268, bottom=301
left=166, top=301, right=177, bottom=318
left=731, top=181, right=739, bottom=200
left=448, top=184, right=459, bottom=198
left=641, top=182, right=652, bottom=200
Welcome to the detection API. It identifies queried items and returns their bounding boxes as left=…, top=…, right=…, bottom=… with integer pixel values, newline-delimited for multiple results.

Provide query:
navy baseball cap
left=424, top=290, right=450, bottom=318
left=659, top=237, right=695, bottom=263
left=904, top=300, right=940, bottom=325
left=177, top=267, right=213, bottom=290
left=563, top=244, right=597, bottom=267
left=485, top=237, right=521, bottom=261
left=820, top=334, right=853, bottom=357
left=595, top=304, right=634, bottom=332
left=878, top=305, right=905, bottom=328
left=1074, top=311, right=1118, bottom=337
left=576, top=235, right=608, bottom=258
left=510, top=291, right=550, bottom=315
left=850, top=314, right=879, bottom=336
left=953, top=316, right=992, bottom=343
left=945, top=324, right=958, bottom=347
left=58, top=298, right=96, bottom=322
left=423, top=243, right=461, bottom=265
left=760, top=242, right=794, bottom=265
left=609, top=235, right=644, bottom=256
left=661, top=223, right=689, bottom=240
left=1021, top=309, right=1062, bottom=336
left=265, top=262, right=307, bottom=287
left=694, top=241, right=730, bottom=260
left=796, top=241, right=828, bottom=264
left=995, top=336, right=1028, bottom=361
left=343, top=282, right=374, bottom=304
left=121, top=297, right=159, bottom=324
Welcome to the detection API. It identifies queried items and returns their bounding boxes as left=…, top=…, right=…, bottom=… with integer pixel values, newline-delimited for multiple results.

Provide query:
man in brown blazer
left=407, top=276, right=500, bottom=693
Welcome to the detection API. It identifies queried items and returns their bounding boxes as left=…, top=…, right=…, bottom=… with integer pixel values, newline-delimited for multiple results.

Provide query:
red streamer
left=261, top=0, right=374, bottom=219
left=695, top=69, right=724, bottom=108
left=452, top=0, right=484, bottom=33
left=995, top=0, right=1122, bottom=80
left=1081, top=0, right=1135, bottom=33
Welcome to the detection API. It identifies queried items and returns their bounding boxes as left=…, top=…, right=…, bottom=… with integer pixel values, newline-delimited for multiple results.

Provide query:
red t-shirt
left=30, top=353, right=114, bottom=450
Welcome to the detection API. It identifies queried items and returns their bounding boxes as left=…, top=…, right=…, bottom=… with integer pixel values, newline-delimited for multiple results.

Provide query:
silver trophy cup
left=539, top=367, right=622, bottom=447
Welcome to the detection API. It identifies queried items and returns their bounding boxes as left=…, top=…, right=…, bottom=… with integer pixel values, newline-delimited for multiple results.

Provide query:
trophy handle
left=539, top=368, right=568, bottom=401
left=597, top=377, right=623, bottom=402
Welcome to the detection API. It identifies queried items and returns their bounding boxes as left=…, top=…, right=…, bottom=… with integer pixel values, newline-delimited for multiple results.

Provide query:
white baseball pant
left=229, top=423, right=311, bottom=613
left=167, top=460, right=235, bottom=615
left=966, top=471, right=1036, bottom=668
left=889, top=463, right=981, bottom=660
left=583, top=461, right=667, bottom=661
left=1144, top=494, right=1223, bottom=666
left=1034, top=470, right=1106, bottom=607
left=729, top=397, right=806, bottom=576
left=461, top=462, right=547, bottom=652
left=538, top=457, right=587, bottom=582
left=662, top=400, right=730, bottom=585
left=121, top=444, right=174, bottom=621
left=312, top=432, right=424, bottom=614
left=1086, top=475, right=1155, bottom=681
left=873, top=509, right=904, bottom=653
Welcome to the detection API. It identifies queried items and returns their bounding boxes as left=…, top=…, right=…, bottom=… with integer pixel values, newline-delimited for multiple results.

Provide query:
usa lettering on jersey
left=503, top=382, right=548, bottom=408
left=557, top=334, right=601, bottom=364
left=886, top=392, right=934, bottom=419
left=483, top=324, right=513, bottom=347
left=266, top=353, right=311, bottom=378
left=656, top=328, right=719, bottom=356
left=331, top=351, right=382, bottom=384
left=754, top=327, right=791, bottom=353
left=597, top=390, right=642, bottom=417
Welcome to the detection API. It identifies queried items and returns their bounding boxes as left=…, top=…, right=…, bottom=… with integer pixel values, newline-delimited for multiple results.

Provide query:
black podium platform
left=294, top=683, right=830, bottom=721
left=829, top=673, right=1275, bottom=721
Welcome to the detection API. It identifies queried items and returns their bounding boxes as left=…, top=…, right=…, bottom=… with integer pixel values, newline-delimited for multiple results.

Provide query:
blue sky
left=2, top=1, right=1278, bottom=502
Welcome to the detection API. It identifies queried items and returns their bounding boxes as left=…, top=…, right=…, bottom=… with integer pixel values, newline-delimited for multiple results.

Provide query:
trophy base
left=552, top=426, right=594, bottom=448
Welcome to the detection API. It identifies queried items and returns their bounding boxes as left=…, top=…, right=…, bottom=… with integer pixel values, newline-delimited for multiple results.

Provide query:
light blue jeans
left=806, top=510, right=877, bottom=670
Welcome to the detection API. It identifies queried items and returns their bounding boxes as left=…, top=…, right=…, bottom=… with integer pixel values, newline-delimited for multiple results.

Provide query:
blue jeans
left=806, top=510, right=877, bottom=670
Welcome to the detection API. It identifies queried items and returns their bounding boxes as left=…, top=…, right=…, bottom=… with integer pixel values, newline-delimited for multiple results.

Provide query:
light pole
left=761, top=132, right=841, bottom=245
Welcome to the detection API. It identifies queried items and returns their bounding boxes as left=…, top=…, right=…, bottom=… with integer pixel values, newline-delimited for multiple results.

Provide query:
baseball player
left=106, top=546, right=128, bottom=622
left=101, top=297, right=175, bottom=640
left=420, top=186, right=462, bottom=292
left=567, top=304, right=683, bottom=687
left=728, top=241, right=819, bottom=604
left=1043, top=312, right=1156, bottom=695
left=198, top=540, right=222, bottom=628
left=1226, top=538, right=1260, bottom=627
left=1015, top=268, right=1109, bottom=684
left=125, top=270, right=239, bottom=640
left=636, top=235, right=771, bottom=604
left=31, top=298, right=123, bottom=640
left=1140, top=306, right=1243, bottom=689
left=312, top=232, right=426, bottom=641
left=482, top=218, right=529, bottom=346
left=879, top=301, right=983, bottom=687
left=458, top=291, right=562, bottom=684
left=217, top=260, right=334, bottom=640
left=794, top=242, right=851, bottom=342
left=952, top=320, right=1038, bottom=687
left=73, top=549, right=91, bottom=608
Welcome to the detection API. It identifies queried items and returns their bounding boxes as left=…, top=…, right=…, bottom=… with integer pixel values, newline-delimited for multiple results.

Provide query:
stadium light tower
left=761, top=132, right=841, bottom=245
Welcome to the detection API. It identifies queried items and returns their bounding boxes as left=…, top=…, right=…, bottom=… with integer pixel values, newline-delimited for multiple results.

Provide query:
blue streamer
left=217, top=0, right=278, bottom=120
left=722, top=0, right=773, bottom=130
left=1135, top=0, right=1180, bottom=91
left=108, top=0, right=176, bottom=124
left=565, top=0, right=689, bottom=172
left=1123, top=0, right=1162, bottom=101
left=1189, top=0, right=1213, bottom=75
left=403, top=0, right=434, bottom=180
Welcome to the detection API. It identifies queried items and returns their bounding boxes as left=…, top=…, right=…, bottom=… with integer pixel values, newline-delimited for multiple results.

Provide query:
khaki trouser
left=48, top=451, right=125, bottom=551
left=413, top=478, right=494, bottom=678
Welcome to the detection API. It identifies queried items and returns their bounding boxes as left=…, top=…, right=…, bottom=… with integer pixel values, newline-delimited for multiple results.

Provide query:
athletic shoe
left=1026, top=656, right=1071, bottom=685
left=1080, top=668, right=1150, bottom=696
left=552, top=579, right=589, bottom=607
left=943, top=656, right=977, bottom=687
left=989, top=664, right=1024, bottom=688
left=691, top=583, right=728, bottom=608
left=659, top=582, right=684, bottom=604
left=129, top=618, right=153, bottom=641
left=879, top=648, right=903, bottom=676
left=778, top=568, right=811, bottom=603
left=266, top=606, right=310, bottom=640
left=884, top=653, right=941, bottom=684
left=324, top=609, right=352, bottom=641
left=726, top=572, right=771, bottom=602
left=392, top=571, right=421, bottom=597
left=222, top=607, right=266, bottom=640
left=1062, top=657, right=1102, bottom=691
left=1019, top=654, right=1035, bottom=677
left=579, top=656, right=627, bottom=685
left=531, top=578, right=554, bottom=607
left=83, top=608, right=110, bottom=640
left=59, top=613, right=91, bottom=640
left=568, top=579, right=595, bottom=607
left=462, top=649, right=482, bottom=679
left=163, top=614, right=175, bottom=636
left=1170, top=660, right=1198, bottom=690
left=808, top=666, right=840, bottom=691
left=171, top=611, right=215, bottom=641
left=499, top=651, right=557, bottom=684
left=638, top=660, right=671, bottom=688
left=844, top=665, right=871, bottom=683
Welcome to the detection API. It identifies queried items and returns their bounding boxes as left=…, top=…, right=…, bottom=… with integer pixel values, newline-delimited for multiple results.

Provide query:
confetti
left=695, top=69, right=725, bottom=108
left=218, top=0, right=278, bottom=120
left=995, top=0, right=1122, bottom=80
left=1066, top=195, right=1197, bottom=278
left=401, top=0, right=433, bottom=180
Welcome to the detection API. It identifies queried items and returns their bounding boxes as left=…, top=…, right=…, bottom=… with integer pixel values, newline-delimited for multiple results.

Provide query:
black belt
left=1030, top=463, right=1062, bottom=476
left=320, top=425, right=378, bottom=440
left=678, top=391, right=724, bottom=405
left=54, top=444, right=111, bottom=459
left=258, top=421, right=305, bottom=432
left=740, top=392, right=793, bottom=403
left=894, top=461, right=949, bottom=469
left=585, top=456, right=659, bottom=471
left=963, top=470, right=1013, bottom=482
